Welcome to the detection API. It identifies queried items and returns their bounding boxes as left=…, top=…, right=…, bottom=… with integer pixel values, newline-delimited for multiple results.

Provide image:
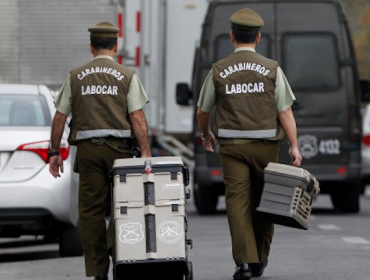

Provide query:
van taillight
left=210, top=169, right=222, bottom=177
left=17, top=141, right=70, bottom=163
left=348, top=105, right=361, bottom=143
left=336, top=167, right=347, bottom=174
left=363, top=135, right=370, bottom=146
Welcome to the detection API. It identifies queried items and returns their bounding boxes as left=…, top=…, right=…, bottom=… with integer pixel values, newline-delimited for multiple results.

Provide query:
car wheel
left=59, top=223, right=83, bottom=257
left=330, top=182, right=360, bottom=213
left=194, top=183, right=218, bottom=215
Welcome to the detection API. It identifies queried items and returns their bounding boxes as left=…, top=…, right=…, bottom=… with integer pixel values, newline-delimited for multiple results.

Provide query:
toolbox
left=256, top=163, right=320, bottom=230
left=110, top=156, right=193, bottom=280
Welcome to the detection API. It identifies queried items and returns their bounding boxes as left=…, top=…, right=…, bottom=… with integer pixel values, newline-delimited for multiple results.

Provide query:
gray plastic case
left=257, top=163, right=320, bottom=230
left=111, top=156, right=191, bottom=279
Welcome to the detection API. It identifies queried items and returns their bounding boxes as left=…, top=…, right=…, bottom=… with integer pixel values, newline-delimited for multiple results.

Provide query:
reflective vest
left=69, top=58, right=134, bottom=144
left=213, top=50, right=284, bottom=141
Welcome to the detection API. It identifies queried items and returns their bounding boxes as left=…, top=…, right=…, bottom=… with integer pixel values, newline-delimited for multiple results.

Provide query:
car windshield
left=0, top=94, right=51, bottom=126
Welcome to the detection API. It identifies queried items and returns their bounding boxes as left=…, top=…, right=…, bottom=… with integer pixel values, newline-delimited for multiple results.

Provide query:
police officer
left=196, top=8, right=302, bottom=280
left=49, top=22, right=151, bottom=280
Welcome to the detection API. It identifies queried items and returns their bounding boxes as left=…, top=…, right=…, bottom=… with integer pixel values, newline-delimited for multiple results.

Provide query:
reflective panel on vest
left=76, top=129, right=131, bottom=140
left=218, top=128, right=277, bottom=139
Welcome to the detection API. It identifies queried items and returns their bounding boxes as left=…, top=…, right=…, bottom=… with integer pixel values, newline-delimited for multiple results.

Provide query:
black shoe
left=233, top=263, right=252, bottom=280
left=250, top=258, right=268, bottom=277
left=94, top=276, right=108, bottom=280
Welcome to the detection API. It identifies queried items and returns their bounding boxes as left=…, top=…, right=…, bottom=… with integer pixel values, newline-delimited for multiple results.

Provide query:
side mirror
left=176, top=83, right=193, bottom=106
left=360, top=79, right=370, bottom=102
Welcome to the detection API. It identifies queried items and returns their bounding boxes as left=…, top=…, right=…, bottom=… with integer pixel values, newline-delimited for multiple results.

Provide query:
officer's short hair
left=90, top=37, right=117, bottom=50
left=231, top=26, right=259, bottom=44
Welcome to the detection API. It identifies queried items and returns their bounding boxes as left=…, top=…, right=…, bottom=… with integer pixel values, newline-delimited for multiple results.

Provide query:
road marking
left=318, top=224, right=342, bottom=231
left=342, top=237, right=370, bottom=244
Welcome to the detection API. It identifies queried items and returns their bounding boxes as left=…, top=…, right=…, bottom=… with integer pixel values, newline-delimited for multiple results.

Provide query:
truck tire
left=330, top=182, right=360, bottom=213
left=194, top=183, right=218, bottom=215
left=59, top=223, right=83, bottom=257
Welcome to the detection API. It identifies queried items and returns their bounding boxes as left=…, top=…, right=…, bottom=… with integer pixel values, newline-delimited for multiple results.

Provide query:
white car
left=0, top=84, right=82, bottom=256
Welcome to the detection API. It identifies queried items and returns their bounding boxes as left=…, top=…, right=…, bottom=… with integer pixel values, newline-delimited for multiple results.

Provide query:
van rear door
left=276, top=1, right=359, bottom=171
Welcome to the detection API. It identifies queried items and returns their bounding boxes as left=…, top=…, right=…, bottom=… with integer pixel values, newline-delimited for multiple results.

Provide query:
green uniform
left=198, top=47, right=295, bottom=266
left=55, top=55, right=148, bottom=277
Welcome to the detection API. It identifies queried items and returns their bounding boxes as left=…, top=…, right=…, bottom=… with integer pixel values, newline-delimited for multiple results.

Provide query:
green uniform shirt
left=197, top=47, right=295, bottom=113
left=54, top=55, right=149, bottom=115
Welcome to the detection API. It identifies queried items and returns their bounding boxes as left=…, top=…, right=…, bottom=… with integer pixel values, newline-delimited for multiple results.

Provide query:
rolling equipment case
left=257, top=163, right=320, bottom=230
left=110, top=156, right=193, bottom=280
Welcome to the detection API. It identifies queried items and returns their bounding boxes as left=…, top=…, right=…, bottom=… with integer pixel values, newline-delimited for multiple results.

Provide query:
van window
left=214, top=34, right=271, bottom=61
left=282, top=33, right=340, bottom=91
left=0, top=94, right=51, bottom=126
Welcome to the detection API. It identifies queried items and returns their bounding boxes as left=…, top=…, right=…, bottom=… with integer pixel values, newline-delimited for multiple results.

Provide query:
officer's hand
left=202, top=133, right=216, bottom=153
left=290, top=147, right=302, bottom=167
left=49, top=155, right=64, bottom=178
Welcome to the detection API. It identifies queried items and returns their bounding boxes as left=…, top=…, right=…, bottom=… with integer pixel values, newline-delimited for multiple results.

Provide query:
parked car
left=177, top=0, right=369, bottom=214
left=0, top=84, right=82, bottom=257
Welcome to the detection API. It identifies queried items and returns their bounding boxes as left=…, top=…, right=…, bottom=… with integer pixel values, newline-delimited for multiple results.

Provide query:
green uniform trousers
left=219, top=141, right=279, bottom=266
left=77, top=138, right=131, bottom=277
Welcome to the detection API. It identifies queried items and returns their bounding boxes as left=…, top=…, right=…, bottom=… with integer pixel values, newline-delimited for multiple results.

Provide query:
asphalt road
left=1, top=192, right=370, bottom=280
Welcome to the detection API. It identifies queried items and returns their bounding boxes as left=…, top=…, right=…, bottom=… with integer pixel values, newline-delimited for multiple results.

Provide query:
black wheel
left=194, top=182, right=218, bottom=215
left=185, top=262, right=193, bottom=280
left=59, top=223, right=83, bottom=257
left=330, top=182, right=360, bottom=213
